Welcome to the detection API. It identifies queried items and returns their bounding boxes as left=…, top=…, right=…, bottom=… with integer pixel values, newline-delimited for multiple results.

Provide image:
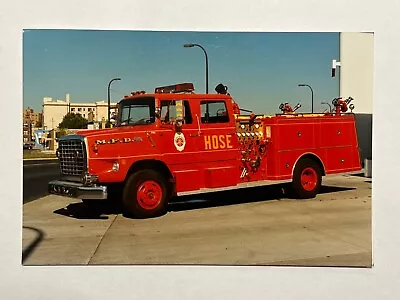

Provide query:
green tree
left=35, top=119, right=43, bottom=128
left=58, top=113, right=88, bottom=129
left=56, top=128, right=68, bottom=139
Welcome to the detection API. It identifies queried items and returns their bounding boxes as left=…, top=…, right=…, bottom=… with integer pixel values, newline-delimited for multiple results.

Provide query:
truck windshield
left=117, top=97, right=156, bottom=126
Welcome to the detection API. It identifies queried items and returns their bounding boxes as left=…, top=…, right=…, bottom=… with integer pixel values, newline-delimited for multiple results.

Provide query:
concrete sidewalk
left=22, top=174, right=372, bottom=267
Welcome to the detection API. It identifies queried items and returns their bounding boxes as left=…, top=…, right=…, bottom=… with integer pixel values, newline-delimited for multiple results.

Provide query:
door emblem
left=174, top=132, right=186, bottom=152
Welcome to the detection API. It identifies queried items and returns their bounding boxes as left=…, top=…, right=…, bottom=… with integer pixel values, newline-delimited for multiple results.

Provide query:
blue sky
left=23, top=30, right=339, bottom=114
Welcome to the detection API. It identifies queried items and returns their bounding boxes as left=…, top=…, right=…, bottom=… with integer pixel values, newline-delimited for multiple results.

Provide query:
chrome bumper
left=48, top=180, right=107, bottom=200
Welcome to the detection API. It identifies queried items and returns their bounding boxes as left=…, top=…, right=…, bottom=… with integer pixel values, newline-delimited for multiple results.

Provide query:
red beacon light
left=155, top=83, right=194, bottom=94
left=130, top=90, right=146, bottom=96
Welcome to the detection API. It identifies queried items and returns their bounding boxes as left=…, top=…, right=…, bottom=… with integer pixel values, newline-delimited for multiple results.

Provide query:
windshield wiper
left=120, top=118, right=132, bottom=126
left=119, top=118, right=151, bottom=126
left=131, top=118, right=151, bottom=125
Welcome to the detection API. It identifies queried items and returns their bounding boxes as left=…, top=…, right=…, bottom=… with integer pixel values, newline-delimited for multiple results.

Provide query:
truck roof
left=121, top=92, right=232, bottom=101
left=120, top=82, right=233, bottom=102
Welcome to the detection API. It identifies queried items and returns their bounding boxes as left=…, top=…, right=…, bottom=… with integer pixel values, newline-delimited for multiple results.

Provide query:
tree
left=35, top=119, right=43, bottom=128
left=58, top=113, right=88, bottom=129
left=56, top=128, right=68, bottom=139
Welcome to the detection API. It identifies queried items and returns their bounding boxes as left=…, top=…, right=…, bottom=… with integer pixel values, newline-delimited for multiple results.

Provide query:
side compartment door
left=195, top=100, right=241, bottom=188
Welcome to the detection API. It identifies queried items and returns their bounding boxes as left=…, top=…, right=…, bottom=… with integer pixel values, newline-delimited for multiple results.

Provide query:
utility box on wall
left=364, top=158, right=372, bottom=178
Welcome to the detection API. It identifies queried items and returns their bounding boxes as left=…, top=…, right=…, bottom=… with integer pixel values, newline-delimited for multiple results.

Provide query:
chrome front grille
left=58, top=138, right=86, bottom=176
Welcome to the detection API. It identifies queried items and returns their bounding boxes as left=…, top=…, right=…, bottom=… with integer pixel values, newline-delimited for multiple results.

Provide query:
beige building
left=23, top=107, right=42, bottom=144
left=42, top=93, right=117, bottom=130
left=336, top=32, right=374, bottom=165
left=339, top=32, right=374, bottom=114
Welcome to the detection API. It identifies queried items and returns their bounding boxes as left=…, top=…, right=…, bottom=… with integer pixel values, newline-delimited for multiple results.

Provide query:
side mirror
left=155, top=107, right=161, bottom=119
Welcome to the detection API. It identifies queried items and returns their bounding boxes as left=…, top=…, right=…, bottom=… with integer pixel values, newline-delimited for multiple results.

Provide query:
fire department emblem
left=174, top=132, right=186, bottom=152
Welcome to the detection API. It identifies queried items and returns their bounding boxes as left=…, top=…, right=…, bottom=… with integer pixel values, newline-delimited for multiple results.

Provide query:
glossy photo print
left=22, top=30, right=373, bottom=267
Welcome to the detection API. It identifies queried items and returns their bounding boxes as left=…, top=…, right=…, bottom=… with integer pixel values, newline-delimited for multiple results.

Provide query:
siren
left=215, top=83, right=228, bottom=94
left=155, top=83, right=194, bottom=94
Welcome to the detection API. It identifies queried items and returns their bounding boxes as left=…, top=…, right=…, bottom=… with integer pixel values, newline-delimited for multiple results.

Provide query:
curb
left=23, top=157, right=58, bottom=161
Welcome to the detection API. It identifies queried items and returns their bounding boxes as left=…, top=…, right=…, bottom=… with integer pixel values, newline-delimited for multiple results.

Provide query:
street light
left=184, top=43, right=209, bottom=94
left=298, top=83, right=314, bottom=113
left=108, top=77, right=121, bottom=126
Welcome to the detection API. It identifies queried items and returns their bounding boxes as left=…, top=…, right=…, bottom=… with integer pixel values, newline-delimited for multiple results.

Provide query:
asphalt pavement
left=23, top=159, right=61, bottom=204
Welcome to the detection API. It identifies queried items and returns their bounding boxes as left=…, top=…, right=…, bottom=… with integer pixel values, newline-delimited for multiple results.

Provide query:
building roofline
left=43, top=102, right=117, bottom=107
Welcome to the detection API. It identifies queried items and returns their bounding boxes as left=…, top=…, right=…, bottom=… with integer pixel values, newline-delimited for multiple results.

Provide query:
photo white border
left=1, top=0, right=399, bottom=299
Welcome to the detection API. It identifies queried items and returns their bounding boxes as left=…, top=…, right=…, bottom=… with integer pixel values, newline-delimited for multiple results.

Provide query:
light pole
left=298, top=83, right=314, bottom=113
left=108, top=77, right=121, bottom=126
left=184, top=43, right=209, bottom=94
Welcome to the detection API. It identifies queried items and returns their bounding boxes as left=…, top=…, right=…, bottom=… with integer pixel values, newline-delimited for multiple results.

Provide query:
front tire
left=291, top=158, right=322, bottom=199
left=122, top=169, right=169, bottom=218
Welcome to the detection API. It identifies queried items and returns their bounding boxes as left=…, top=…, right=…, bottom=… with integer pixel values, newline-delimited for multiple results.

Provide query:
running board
left=176, top=179, right=292, bottom=196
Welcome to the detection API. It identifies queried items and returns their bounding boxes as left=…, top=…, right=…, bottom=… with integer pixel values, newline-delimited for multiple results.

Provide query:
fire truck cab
left=49, top=82, right=361, bottom=218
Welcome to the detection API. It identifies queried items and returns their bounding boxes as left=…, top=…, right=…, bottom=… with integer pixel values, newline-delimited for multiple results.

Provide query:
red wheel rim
left=136, top=180, right=163, bottom=210
left=300, top=167, right=317, bottom=191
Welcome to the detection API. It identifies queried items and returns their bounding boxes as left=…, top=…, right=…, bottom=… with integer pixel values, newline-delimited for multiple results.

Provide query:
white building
left=336, top=32, right=374, bottom=165
left=42, top=93, right=117, bottom=130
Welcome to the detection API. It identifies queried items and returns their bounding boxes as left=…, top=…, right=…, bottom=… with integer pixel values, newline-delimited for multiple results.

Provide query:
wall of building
left=43, top=101, right=69, bottom=129
left=42, top=95, right=117, bottom=130
left=339, top=32, right=374, bottom=164
left=95, top=103, right=109, bottom=122
left=340, top=32, right=374, bottom=114
left=22, top=107, right=43, bottom=144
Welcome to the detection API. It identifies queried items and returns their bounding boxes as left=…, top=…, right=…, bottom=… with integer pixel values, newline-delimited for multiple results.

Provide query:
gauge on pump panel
left=255, top=124, right=259, bottom=129
left=240, top=124, right=245, bottom=129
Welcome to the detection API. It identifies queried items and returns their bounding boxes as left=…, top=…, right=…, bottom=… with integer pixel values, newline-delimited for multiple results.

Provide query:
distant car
left=23, top=142, right=34, bottom=150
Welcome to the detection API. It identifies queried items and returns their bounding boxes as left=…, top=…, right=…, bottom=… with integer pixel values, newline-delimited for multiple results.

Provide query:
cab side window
left=200, top=101, right=229, bottom=123
left=160, top=100, right=193, bottom=124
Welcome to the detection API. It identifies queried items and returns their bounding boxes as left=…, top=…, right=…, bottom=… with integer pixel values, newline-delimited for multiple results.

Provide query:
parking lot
left=22, top=174, right=372, bottom=267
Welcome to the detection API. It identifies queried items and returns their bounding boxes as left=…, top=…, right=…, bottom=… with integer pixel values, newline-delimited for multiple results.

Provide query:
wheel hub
left=137, top=180, right=162, bottom=210
left=301, top=167, right=317, bottom=191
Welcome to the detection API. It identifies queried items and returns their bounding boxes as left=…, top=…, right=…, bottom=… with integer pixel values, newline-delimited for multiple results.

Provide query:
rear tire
left=291, top=158, right=322, bottom=199
left=122, top=169, right=169, bottom=218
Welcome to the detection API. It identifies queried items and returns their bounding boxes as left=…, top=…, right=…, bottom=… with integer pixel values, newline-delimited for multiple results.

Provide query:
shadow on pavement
left=22, top=226, right=45, bottom=264
left=350, top=172, right=372, bottom=180
left=169, top=184, right=355, bottom=212
left=52, top=183, right=355, bottom=219
left=53, top=201, right=119, bottom=220
left=169, top=184, right=286, bottom=212
left=319, top=185, right=355, bottom=194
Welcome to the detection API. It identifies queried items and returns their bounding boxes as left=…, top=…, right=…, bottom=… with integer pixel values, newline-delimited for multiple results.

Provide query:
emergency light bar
left=155, top=83, right=194, bottom=94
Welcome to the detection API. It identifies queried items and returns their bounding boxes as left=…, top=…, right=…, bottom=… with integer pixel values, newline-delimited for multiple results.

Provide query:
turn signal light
left=112, top=162, right=120, bottom=172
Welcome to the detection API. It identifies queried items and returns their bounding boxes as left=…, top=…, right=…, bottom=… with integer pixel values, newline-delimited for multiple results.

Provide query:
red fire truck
left=49, top=83, right=361, bottom=218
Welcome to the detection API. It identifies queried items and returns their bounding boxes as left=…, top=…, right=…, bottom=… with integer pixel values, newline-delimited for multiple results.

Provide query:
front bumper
left=48, top=180, right=108, bottom=200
